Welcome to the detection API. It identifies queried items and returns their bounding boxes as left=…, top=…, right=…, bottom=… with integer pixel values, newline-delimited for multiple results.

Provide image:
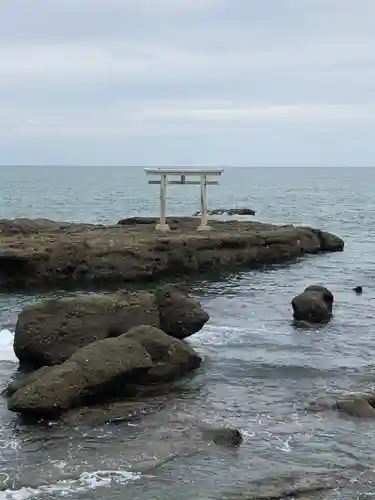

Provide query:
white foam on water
left=192, top=324, right=245, bottom=347
left=0, top=330, right=17, bottom=363
left=0, top=469, right=141, bottom=500
left=277, top=436, right=292, bottom=453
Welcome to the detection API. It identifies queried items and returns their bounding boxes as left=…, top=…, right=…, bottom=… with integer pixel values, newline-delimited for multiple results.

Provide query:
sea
left=0, top=165, right=374, bottom=499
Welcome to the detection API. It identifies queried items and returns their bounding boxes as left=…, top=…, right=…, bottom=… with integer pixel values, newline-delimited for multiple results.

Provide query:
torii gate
left=144, top=168, right=224, bottom=232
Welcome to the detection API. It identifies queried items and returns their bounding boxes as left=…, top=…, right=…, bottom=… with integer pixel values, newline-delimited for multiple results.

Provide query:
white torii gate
left=144, top=168, right=224, bottom=232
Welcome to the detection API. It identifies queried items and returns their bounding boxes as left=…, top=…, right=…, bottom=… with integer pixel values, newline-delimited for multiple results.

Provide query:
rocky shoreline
left=0, top=216, right=344, bottom=290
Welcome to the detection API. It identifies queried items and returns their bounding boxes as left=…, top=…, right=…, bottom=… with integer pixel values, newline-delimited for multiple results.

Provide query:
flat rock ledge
left=0, top=217, right=344, bottom=290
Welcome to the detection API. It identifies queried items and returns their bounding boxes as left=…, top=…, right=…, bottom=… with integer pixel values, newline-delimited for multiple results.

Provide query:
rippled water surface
left=0, top=166, right=374, bottom=499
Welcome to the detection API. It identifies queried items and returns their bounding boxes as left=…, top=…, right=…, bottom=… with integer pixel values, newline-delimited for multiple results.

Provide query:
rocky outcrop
left=8, top=326, right=202, bottom=417
left=155, top=287, right=209, bottom=339
left=291, top=285, right=334, bottom=323
left=13, top=287, right=208, bottom=368
left=0, top=217, right=344, bottom=290
left=193, top=207, right=256, bottom=216
left=308, top=393, right=375, bottom=419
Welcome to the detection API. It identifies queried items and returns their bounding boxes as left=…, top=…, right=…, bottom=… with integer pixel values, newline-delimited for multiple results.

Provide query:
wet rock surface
left=0, top=217, right=344, bottom=290
left=155, top=286, right=209, bottom=339
left=8, top=326, right=202, bottom=417
left=292, top=285, right=334, bottom=323
left=13, top=286, right=208, bottom=368
left=221, top=471, right=347, bottom=499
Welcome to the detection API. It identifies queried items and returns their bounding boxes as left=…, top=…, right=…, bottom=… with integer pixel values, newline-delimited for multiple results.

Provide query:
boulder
left=155, top=286, right=209, bottom=339
left=313, top=229, right=345, bottom=252
left=8, top=326, right=202, bottom=417
left=13, top=288, right=208, bottom=368
left=8, top=336, right=153, bottom=416
left=291, top=285, right=333, bottom=323
left=14, top=291, right=160, bottom=367
left=123, top=325, right=202, bottom=382
left=201, top=427, right=243, bottom=447
left=193, top=207, right=256, bottom=217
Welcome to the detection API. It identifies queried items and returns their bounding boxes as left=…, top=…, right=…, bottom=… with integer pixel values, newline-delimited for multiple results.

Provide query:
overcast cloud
left=1, top=0, right=374, bottom=166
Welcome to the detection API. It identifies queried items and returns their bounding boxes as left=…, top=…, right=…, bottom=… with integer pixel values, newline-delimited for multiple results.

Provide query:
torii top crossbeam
left=144, top=168, right=224, bottom=232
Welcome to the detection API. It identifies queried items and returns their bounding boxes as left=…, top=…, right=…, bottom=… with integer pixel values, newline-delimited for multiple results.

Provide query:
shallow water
left=0, top=166, right=374, bottom=499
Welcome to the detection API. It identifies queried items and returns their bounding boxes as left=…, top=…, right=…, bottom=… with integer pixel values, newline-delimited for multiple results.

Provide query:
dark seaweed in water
left=0, top=166, right=373, bottom=499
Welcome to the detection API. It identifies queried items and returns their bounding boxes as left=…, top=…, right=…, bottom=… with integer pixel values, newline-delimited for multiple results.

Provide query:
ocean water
left=0, top=166, right=374, bottom=499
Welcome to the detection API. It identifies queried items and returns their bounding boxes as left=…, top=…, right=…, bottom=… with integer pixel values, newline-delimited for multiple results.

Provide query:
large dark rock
left=291, top=285, right=334, bottom=323
left=14, top=291, right=160, bottom=367
left=8, top=326, right=202, bottom=417
left=8, top=336, right=153, bottom=416
left=155, top=286, right=209, bottom=339
left=0, top=218, right=344, bottom=290
left=13, top=288, right=208, bottom=368
left=123, top=325, right=202, bottom=382
left=193, top=208, right=256, bottom=216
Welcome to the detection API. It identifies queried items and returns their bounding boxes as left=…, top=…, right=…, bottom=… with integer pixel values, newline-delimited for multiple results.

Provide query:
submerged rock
left=13, top=287, right=209, bottom=368
left=308, top=393, right=375, bottom=419
left=201, top=427, right=243, bottom=447
left=336, top=395, right=375, bottom=418
left=291, top=285, right=333, bottom=323
left=8, top=326, right=202, bottom=417
left=221, top=472, right=341, bottom=499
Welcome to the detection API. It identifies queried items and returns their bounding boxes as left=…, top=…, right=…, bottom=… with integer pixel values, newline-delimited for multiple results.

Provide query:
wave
left=0, top=330, right=16, bottom=363
left=0, top=469, right=141, bottom=500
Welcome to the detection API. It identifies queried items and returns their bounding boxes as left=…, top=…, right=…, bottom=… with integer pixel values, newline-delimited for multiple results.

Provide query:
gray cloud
left=1, top=0, right=375, bottom=165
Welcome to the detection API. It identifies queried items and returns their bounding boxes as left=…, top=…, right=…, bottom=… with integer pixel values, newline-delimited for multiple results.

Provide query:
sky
left=1, top=0, right=375, bottom=166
